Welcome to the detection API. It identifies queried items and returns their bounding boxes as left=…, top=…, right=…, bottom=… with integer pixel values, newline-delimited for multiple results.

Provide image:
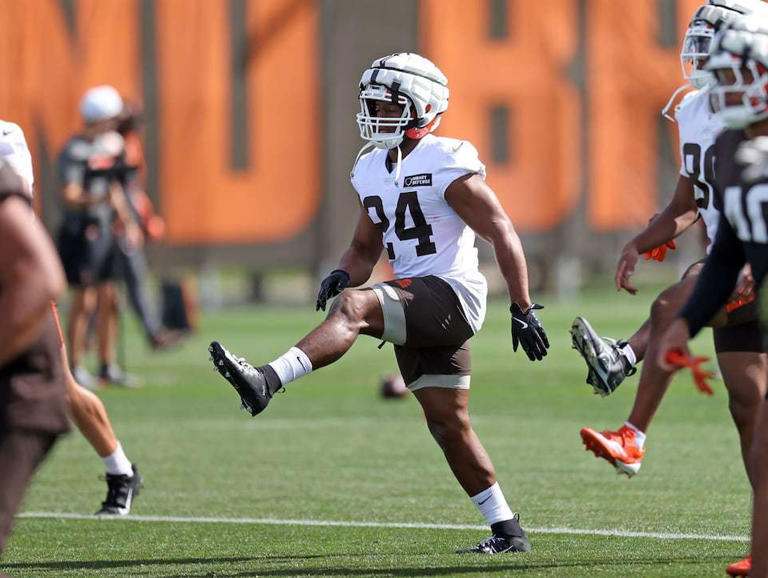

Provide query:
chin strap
left=662, top=84, right=692, bottom=121
left=393, top=144, right=402, bottom=186
left=351, top=141, right=377, bottom=178
left=351, top=140, right=403, bottom=185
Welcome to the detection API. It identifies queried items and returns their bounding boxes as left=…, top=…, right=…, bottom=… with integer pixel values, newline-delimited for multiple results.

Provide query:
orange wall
left=156, top=0, right=320, bottom=243
left=422, top=0, right=703, bottom=232
left=0, top=0, right=319, bottom=244
left=0, top=1, right=718, bottom=242
left=422, top=0, right=581, bottom=231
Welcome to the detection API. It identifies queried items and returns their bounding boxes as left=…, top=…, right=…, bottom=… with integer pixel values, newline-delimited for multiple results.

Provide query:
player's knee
left=333, top=290, right=368, bottom=324
left=650, top=291, right=677, bottom=325
left=728, top=393, right=758, bottom=433
left=426, top=412, right=471, bottom=450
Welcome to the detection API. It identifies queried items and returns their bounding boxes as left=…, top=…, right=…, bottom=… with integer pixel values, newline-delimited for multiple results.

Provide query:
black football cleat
left=96, top=464, right=143, bottom=516
left=570, top=316, right=636, bottom=396
left=457, top=514, right=531, bottom=554
left=208, top=341, right=282, bottom=416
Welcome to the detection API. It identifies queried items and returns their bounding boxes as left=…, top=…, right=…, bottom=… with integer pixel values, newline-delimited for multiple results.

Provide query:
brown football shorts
left=371, top=276, right=474, bottom=391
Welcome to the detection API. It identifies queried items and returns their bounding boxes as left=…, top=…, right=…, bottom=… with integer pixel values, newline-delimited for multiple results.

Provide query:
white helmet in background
left=681, top=1, right=768, bottom=89
left=80, top=85, right=124, bottom=124
left=356, top=52, right=449, bottom=150
left=706, top=13, right=768, bottom=128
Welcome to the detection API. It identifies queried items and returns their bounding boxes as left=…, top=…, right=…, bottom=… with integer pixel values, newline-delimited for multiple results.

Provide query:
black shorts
left=713, top=301, right=766, bottom=353
left=372, top=276, right=474, bottom=391
left=58, top=217, right=119, bottom=287
left=682, top=259, right=765, bottom=353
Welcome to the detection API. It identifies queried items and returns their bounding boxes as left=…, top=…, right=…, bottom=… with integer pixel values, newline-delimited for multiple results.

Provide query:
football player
left=571, top=1, right=768, bottom=491
left=210, top=52, right=549, bottom=554
left=58, top=86, right=141, bottom=387
left=0, top=160, right=67, bottom=555
left=0, top=119, right=143, bottom=516
left=659, top=13, right=768, bottom=576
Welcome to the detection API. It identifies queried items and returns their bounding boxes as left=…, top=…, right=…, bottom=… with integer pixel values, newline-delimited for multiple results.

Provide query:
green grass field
left=0, top=284, right=754, bottom=577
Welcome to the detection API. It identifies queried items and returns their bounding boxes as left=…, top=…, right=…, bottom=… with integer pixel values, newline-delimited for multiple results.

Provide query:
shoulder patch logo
left=403, top=173, right=432, bottom=187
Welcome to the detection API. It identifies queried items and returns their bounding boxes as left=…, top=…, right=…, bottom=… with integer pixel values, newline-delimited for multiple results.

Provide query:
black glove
left=316, top=270, right=351, bottom=311
left=510, top=302, right=549, bottom=361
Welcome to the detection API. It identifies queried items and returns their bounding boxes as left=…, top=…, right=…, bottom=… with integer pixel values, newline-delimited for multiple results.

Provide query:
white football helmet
left=80, top=85, right=124, bottom=123
left=707, top=14, right=768, bottom=128
left=681, top=1, right=768, bottom=89
left=356, top=52, right=449, bottom=150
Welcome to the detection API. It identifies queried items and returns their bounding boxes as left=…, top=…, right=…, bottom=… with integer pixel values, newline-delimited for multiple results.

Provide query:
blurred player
left=1, top=119, right=143, bottom=515
left=656, top=15, right=768, bottom=577
left=58, top=86, right=142, bottom=387
left=0, top=161, right=68, bottom=556
left=210, top=52, right=549, bottom=554
left=115, top=102, right=184, bottom=351
left=571, top=0, right=767, bottom=486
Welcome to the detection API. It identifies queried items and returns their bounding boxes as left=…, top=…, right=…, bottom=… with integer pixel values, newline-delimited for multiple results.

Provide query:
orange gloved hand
left=642, top=240, right=676, bottom=262
left=665, top=348, right=716, bottom=395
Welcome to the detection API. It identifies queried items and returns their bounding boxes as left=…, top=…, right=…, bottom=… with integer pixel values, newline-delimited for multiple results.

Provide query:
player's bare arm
left=337, top=205, right=384, bottom=287
left=0, top=196, right=65, bottom=366
left=616, top=175, right=699, bottom=294
left=446, top=172, right=549, bottom=361
left=61, top=181, right=98, bottom=209
left=445, top=173, right=531, bottom=309
left=316, top=206, right=383, bottom=311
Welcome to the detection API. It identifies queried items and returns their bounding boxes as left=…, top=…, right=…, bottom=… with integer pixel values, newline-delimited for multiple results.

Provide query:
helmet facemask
left=357, top=84, right=414, bottom=150
left=681, top=20, right=716, bottom=88
left=708, top=53, right=768, bottom=128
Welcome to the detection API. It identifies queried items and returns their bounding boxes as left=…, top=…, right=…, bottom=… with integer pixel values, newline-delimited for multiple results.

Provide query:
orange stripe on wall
left=421, top=0, right=581, bottom=232
left=156, top=0, right=320, bottom=244
left=586, top=0, right=700, bottom=230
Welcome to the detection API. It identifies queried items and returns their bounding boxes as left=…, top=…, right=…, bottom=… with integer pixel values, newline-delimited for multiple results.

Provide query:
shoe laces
left=99, top=472, right=131, bottom=508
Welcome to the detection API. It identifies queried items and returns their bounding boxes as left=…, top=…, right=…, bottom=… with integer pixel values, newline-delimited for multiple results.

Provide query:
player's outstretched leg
left=581, top=273, right=700, bottom=476
left=413, top=387, right=530, bottom=554
left=56, top=326, right=143, bottom=515
left=569, top=316, right=642, bottom=396
left=210, top=288, right=384, bottom=416
left=749, top=399, right=768, bottom=578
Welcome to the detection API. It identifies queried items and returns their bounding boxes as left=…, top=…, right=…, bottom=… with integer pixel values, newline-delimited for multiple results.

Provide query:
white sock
left=470, top=482, right=515, bottom=526
left=620, top=343, right=637, bottom=367
left=624, top=422, right=646, bottom=449
left=268, top=346, right=313, bottom=386
left=100, top=443, right=133, bottom=476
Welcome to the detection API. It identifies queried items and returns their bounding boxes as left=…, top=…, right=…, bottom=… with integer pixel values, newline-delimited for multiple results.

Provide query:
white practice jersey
left=675, top=88, right=723, bottom=250
left=0, top=120, right=33, bottom=198
left=351, top=134, right=488, bottom=332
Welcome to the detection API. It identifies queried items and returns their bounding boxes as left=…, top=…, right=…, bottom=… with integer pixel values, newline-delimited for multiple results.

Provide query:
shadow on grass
left=1, top=553, right=737, bottom=576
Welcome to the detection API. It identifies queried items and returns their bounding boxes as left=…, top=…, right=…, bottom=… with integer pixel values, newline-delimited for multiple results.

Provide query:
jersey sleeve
left=0, top=123, right=34, bottom=196
left=436, top=141, right=487, bottom=200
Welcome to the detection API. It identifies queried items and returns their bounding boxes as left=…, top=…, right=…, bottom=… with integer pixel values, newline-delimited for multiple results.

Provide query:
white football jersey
left=350, top=134, right=488, bottom=332
left=0, top=120, right=33, bottom=197
left=675, top=88, right=723, bottom=250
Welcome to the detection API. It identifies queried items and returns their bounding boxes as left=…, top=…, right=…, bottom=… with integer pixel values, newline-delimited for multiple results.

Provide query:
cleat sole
left=580, top=427, right=641, bottom=478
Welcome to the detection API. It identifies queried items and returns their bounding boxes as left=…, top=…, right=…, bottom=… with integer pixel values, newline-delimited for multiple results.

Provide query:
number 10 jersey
left=350, top=134, right=488, bottom=332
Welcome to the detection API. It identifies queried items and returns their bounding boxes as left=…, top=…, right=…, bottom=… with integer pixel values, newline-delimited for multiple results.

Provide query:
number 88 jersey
left=350, top=134, right=488, bottom=332
left=676, top=88, right=725, bottom=251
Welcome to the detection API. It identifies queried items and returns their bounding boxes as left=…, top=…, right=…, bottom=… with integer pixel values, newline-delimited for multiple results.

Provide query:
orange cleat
left=726, top=555, right=751, bottom=576
left=580, top=425, right=645, bottom=477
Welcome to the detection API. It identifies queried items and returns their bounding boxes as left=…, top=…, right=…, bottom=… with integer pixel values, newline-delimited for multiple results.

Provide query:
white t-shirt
left=676, top=88, right=724, bottom=250
left=0, top=120, right=34, bottom=198
left=350, top=134, right=488, bottom=332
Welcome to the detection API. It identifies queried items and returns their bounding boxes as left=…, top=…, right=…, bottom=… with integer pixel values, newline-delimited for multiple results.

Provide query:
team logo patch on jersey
left=403, top=173, right=432, bottom=187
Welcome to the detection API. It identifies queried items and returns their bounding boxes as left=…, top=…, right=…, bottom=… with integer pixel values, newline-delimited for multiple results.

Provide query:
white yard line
left=18, top=512, right=749, bottom=542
